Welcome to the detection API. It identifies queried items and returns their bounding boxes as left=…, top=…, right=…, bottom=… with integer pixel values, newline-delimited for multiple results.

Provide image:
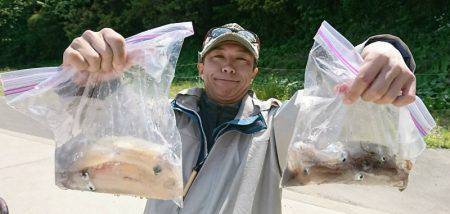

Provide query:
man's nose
left=221, top=63, right=236, bottom=74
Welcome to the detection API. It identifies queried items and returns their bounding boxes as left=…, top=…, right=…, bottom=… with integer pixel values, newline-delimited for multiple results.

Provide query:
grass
left=425, top=126, right=450, bottom=149
left=424, top=111, right=450, bottom=149
left=169, top=80, right=203, bottom=98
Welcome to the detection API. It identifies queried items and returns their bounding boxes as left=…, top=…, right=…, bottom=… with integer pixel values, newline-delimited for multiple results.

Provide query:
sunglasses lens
left=237, top=31, right=257, bottom=43
left=210, top=28, right=232, bottom=38
left=207, top=27, right=259, bottom=45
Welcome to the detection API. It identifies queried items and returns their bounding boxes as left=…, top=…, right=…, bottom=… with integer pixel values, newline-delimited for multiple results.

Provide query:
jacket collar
left=174, top=87, right=273, bottom=120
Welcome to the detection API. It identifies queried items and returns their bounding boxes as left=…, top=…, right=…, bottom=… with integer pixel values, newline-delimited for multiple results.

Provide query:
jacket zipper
left=182, top=130, right=241, bottom=205
left=172, top=100, right=209, bottom=205
left=172, top=101, right=266, bottom=209
left=214, top=123, right=231, bottom=142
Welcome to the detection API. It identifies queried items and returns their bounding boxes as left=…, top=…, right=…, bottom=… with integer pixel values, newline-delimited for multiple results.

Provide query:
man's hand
left=62, top=28, right=127, bottom=85
left=343, top=41, right=416, bottom=107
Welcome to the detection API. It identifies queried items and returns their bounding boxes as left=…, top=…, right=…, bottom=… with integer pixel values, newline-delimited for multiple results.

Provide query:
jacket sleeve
left=272, top=35, right=415, bottom=173
left=355, top=34, right=416, bottom=71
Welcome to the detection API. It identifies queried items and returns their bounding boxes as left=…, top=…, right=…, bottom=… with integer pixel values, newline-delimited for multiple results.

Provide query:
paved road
left=0, top=97, right=449, bottom=213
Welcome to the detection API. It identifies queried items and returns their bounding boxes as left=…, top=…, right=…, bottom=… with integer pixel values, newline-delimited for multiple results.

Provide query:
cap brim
left=200, top=33, right=258, bottom=61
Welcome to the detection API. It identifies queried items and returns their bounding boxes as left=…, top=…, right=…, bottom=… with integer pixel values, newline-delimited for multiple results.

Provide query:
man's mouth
left=214, top=78, right=240, bottom=83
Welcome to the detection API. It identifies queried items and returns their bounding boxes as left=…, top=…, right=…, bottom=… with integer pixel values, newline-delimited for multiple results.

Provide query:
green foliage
left=0, top=0, right=448, bottom=132
left=0, top=0, right=66, bottom=68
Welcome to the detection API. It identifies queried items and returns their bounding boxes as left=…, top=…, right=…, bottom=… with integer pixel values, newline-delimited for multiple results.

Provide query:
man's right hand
left=62, top=28, right=127, bottom=85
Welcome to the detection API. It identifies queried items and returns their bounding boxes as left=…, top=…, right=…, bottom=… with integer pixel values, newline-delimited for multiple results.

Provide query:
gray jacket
left=144, top=35, right=415, bottom=214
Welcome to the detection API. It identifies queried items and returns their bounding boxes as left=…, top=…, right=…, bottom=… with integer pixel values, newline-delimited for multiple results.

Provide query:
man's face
left=197, top=42, right=258, bottom=104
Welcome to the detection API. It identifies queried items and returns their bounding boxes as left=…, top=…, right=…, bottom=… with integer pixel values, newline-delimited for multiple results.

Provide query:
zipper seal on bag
left=0, top=67, right=59, bottom=97
left=407, top=97, right=436, bottom=137
left=317, top=29, right=359, bottom=77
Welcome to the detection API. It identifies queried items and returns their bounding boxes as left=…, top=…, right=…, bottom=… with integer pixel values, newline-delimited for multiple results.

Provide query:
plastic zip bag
left=281, top=21, right=435, bottom=190
left=0, top=22, right=194, bottom=205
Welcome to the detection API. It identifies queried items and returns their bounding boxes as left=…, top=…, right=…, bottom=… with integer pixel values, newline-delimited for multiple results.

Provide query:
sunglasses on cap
left=204, top=27, right=260, bottom=45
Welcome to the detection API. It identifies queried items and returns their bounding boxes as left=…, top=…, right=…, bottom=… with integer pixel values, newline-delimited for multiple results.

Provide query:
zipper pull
left=183, top=169, right=198, bottom=199
left=183, top=162, right=204, bottom=199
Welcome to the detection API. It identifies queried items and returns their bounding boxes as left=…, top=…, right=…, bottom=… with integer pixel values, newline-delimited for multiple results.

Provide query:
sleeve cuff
left=364, top=34, right=416, bottom=72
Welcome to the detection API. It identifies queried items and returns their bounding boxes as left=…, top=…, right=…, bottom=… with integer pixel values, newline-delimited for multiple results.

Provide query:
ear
left=251, top=67, right=259, bottom=79
left=197, top=63, right=205, bottom=80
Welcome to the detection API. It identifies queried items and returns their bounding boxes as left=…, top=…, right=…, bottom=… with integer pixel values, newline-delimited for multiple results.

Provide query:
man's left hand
left=344, top=41, right=416, bottom=107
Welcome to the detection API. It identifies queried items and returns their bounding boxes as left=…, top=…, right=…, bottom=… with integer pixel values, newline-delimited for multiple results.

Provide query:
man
left=63, top=23, right=416, bottom=213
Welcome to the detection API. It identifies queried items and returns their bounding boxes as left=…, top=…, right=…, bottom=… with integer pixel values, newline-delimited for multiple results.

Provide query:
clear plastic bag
left=281, top=21, right=436, bottom=190
left=0, top=22, right=194, bottom=205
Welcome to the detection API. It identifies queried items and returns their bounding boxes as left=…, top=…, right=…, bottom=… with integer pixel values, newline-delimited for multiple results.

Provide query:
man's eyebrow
left=237, top=49, right=252, bottom=54
left=236, top=48, right=250, bottom=53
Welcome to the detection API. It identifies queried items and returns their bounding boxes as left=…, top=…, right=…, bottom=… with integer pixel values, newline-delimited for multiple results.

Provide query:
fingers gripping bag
left=281, top=21, right=436, bottom=190
left=0, top=22, right=194, bottom=205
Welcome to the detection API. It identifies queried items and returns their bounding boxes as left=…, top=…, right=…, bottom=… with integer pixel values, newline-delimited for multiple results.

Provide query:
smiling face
left=197, top=42, right=259, bottom=104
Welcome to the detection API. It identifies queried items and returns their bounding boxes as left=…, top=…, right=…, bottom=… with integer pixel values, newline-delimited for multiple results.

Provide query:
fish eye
left=153, top=165, right=162, bottom=175
left=303, top=168, right=309, bottom=176
left=355, top=173, right=364, bottom=181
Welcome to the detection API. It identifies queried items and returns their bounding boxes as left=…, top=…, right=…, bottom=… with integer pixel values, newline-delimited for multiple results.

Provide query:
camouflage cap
left=198, top=23, right=260, bottom=63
